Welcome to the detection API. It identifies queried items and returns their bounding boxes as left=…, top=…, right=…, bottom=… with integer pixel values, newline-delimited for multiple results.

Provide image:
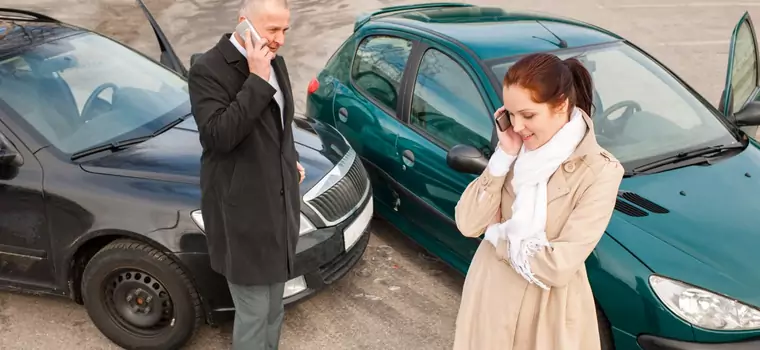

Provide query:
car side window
left=325, top=37, right=356, bottom=83
left=409, top=48, right=492, bottom=152
left=351, top=35, right=413, bottom=113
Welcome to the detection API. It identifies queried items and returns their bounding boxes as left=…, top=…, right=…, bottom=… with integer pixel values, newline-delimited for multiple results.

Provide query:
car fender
left=61, top=222, right=184, bottom=302
left=589, top=217, right=695, bottom=348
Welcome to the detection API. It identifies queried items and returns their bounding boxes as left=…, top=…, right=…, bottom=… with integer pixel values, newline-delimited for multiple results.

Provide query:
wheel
left=81, top=239, right=202, bottom=350
left=596, top=303, right=615, bottom=350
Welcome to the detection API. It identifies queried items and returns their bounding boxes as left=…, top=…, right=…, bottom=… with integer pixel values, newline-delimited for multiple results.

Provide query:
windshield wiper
left=626, top=144, right=742, bottom=176
left=70, top=136, right=152, bottom=160
left=70, top=115, right=188, bottom=161
left=152, top=115, right=187, bottom=136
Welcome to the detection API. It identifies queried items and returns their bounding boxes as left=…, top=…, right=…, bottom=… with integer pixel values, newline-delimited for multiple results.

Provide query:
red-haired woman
left=453, top=53, right=624, bottom=350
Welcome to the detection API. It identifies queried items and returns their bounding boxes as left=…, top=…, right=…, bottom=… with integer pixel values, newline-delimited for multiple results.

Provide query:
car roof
left=368, top=4, right=622, bottom=61
left=0, top=9, right=84, bottom=59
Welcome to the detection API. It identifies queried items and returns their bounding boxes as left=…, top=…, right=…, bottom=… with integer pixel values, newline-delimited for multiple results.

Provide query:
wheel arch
left=64, top=229, right=211, bottom=325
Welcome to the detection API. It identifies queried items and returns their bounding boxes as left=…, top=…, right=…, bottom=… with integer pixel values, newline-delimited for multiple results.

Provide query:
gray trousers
left=227, top=281, right=286, bottom=350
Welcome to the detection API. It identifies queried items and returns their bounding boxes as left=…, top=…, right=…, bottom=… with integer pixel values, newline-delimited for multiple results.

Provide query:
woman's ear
left=555, top=98, right=570, bottom=118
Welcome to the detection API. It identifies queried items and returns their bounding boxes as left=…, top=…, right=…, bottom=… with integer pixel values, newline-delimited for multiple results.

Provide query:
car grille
left=306, top=150, right=369, bottom=225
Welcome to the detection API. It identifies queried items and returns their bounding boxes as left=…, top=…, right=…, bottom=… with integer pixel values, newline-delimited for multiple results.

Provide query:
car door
left=0, top=114, right=54, bottom=288
left=135, top=0, right=188, bottom=77
left=393, top=43, right=496, bottom=266
left=719, top=11, right=760, bottom=138
left=332, top=33, right=415, bottom=211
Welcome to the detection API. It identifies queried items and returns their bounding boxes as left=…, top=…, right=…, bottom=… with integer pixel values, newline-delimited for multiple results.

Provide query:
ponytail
left=564, top=57, right=594, bottom=117
left=504, top=53, right=595, bottom=118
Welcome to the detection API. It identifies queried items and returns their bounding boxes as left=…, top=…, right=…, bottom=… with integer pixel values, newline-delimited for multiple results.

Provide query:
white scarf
left=489, top=107, right=587, bottom=289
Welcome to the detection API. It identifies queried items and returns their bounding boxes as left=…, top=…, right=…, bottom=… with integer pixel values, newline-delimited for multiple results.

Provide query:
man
left=187, top=0, right=303, bottom=349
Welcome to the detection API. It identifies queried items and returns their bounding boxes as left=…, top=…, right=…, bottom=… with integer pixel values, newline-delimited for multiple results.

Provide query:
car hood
left=79, top=116, right=352, bottom=195
left=608, top=145, right=760, bottom=307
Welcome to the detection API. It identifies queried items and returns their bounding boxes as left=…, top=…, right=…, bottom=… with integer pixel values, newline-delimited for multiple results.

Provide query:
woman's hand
left=494, top=106, right=522, bottom=156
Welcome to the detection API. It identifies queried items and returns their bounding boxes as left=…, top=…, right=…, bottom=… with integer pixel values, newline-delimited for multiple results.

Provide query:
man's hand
left=297, top=161, right=305, bottom=184
left=244, top=30, right=274, bottom=79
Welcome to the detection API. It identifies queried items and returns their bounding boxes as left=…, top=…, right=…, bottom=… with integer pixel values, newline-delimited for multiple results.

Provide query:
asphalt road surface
left=2, top=0, right=760, bottom=349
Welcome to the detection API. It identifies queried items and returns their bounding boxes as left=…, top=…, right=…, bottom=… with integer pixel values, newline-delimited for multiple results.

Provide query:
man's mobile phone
left=235, top=17, right=262, bottom=43
left=495, top=107, right=510, bottom=132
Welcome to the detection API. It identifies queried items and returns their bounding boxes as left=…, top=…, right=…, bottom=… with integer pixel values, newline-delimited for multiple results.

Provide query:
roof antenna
left=535, top=21, right=568, bottom=48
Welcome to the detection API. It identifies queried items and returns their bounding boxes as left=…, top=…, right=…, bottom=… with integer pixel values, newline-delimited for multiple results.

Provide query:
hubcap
left=104, top=269, right=174, bottom=335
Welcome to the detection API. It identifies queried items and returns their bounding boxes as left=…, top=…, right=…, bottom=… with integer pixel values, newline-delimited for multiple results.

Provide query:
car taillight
left=307, top=78, right=319, bottom=95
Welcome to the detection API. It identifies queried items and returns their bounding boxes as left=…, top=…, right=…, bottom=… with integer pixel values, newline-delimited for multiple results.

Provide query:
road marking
left=599, top=2, right=760, bottom=9
left=656, top=40, right=729, bottom=46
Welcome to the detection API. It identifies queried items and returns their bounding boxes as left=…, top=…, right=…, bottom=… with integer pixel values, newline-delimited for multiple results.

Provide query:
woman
left=453, top=53, right=624, bottom=350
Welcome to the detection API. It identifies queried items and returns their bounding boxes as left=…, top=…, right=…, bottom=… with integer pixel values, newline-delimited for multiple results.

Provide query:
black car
left=0, top=4, right=373, bottom=350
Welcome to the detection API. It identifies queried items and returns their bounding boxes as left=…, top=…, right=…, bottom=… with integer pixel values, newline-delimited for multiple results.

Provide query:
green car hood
left=606, top=145, right=760, bottom=308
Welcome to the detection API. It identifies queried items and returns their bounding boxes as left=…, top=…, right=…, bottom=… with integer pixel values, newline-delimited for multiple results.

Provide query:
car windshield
left=488, top=42, right=740, bottom=168
left=0, top=32, right=189, bottom=156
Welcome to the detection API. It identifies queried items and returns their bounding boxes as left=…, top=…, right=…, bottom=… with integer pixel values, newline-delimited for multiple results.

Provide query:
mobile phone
left=235, top=17, right=262, bottom=43
left=495, top=107, right=510, bottom=132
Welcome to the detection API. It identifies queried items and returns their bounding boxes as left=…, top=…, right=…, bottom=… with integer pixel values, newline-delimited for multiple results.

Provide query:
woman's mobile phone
left=495, top=108, right=510, bottom=132
left=235, top=18, right=262, bottom=43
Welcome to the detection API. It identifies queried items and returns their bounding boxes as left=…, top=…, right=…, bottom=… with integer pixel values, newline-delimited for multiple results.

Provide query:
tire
left=596, top=303, right=615, bottom=350
left=81, top=239, right=202, bottom=350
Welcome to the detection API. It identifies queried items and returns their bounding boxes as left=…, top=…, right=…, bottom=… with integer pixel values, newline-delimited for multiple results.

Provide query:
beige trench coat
left=453, top=112, right=624, bottom=350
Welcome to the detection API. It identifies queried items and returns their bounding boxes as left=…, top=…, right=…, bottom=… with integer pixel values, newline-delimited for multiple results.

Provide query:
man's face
left=240, top=4, right=290, bottom=54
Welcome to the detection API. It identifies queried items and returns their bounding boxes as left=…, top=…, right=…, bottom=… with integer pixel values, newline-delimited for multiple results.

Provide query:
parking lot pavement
left=0, top=218, right=464, bottom=349
left=3, top=0, right=760, bottom=348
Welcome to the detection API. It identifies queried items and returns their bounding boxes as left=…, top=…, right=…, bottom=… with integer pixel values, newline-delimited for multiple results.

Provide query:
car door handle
left=338, top=107, right=348, bottom=122
left=402, top=150, right=415, bottom=168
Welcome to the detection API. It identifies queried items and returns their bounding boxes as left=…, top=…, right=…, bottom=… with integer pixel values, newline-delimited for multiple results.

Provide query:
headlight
left=299, top=214, right=315, bottom=236
left=191, top=210, right=315, bottom=236
left=650, top=275, right=760, bottom=330
left=191, top=210, right=204, bottom=231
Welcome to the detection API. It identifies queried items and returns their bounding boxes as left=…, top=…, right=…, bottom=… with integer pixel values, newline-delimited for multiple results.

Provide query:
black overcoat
left=188, top=34, right=300, bottom=286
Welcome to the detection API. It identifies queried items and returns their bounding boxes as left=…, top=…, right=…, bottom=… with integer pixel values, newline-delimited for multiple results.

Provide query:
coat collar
left=546, top=108, right=603, bottom=203
left=215, top=34, right=295, bottom=137
left=217, top=34, right=250, bottom=77
left=567, top=109, right=601, bottom=162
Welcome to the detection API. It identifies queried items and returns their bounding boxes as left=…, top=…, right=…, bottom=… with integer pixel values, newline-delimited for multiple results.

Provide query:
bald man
left=187, top=0, right=299, bottom=349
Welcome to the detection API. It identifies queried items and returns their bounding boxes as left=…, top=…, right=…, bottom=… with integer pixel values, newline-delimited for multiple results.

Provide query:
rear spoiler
left=353, top=2, right=473, bottom=32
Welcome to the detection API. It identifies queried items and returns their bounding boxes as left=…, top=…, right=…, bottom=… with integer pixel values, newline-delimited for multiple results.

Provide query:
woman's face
left=502, top=84, right=569, bottom=151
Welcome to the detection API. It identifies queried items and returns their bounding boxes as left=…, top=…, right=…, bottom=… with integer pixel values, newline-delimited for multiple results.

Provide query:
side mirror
left=733, top=101, right=760, bottom=127
left=190, top=53, right=202, bottom=67
left=0, top=147, right=22, bottom=167
left=447, top=144, right=488, bottom=175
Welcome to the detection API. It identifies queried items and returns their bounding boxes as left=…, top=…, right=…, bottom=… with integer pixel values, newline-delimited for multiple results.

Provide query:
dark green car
left=306, top=3, right=760, bottom=349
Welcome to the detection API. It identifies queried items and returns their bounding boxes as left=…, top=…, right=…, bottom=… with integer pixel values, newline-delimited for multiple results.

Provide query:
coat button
left=563, top=162, right=576, bottom=173
left=280, top=189, right=284, bottom=195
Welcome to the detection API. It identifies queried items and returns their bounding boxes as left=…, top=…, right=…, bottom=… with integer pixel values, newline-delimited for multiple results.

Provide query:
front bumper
left=177, top=193, right=374, bottom=325
left=638, top=334, right=760, bottom=350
